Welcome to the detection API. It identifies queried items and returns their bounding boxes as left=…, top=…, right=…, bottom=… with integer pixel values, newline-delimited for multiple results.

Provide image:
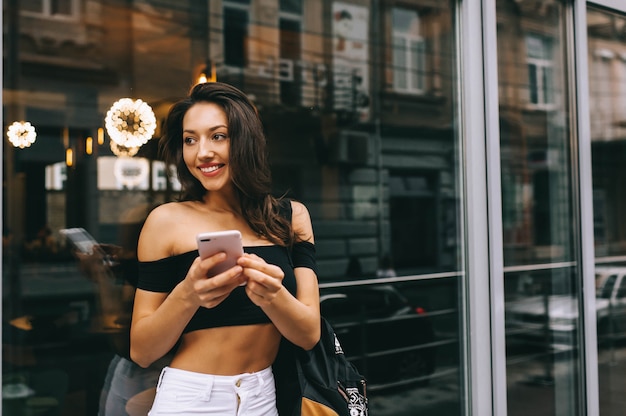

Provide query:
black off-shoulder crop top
left=136, top=242, right=316, bottom=333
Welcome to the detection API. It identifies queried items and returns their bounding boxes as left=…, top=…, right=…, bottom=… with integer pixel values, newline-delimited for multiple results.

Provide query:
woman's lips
left=199, top=164, right=224, bottom=176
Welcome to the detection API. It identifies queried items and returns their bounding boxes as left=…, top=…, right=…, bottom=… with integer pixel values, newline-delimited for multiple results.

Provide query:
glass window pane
left=543, top=66, right=553, bottom=104
left=392, top=8, right=418, bottom=33
left=280, top=0, right=302, bottom=14
left=393, top=36, right=408, bottom=90
left=52, top=0, right=72, bottom=16
left=280, top=18, right=302, bottom=105
left=224, top=8, right=248, bottom=67
left=393, top=36, right=407, bottom=65
left=587, top=6, right=626, bottom=416
left=497, top=1, right=584, bottom=415
left=410, top=40, right=425, bottom=91
left=528, top=63, right=539, bottom=103
left=526, top=34, right=543, bottom=59
left=3, top=2, right=465, bottom=415
left=392, top=8, right=423, bottom=93
left=621, top=60, right=626, bottom=112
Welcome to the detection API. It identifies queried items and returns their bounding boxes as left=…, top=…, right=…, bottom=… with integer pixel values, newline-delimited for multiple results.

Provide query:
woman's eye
left=183, top=136, right=196, bottom=144
left=212, top=133, right=228, bottom=141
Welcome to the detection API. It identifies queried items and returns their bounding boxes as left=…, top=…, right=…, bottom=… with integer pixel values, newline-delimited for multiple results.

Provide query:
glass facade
left=497, top=2, right=584, bottom=416
left=587, top=6, right=626, bottom=415
left=2, top=0, right=625, bottom=415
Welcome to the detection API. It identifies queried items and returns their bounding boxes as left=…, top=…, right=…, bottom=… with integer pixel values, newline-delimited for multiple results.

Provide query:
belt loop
left=202, top=377, right=214, bottom=401
left=156, top=367, right=168, bottom=390
left=253, top=370, right=265, bottom=396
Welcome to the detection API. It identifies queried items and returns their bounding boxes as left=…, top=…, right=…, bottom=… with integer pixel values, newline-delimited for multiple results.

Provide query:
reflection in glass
left=587, top=7, right=626, bottom=416
left=392, top=8, right=426, bottom=93
left=321, top=278, right=461, bottom=415
left=497, top=1, right=583, bottom=415
left=3, top=1, right=464, bottom=415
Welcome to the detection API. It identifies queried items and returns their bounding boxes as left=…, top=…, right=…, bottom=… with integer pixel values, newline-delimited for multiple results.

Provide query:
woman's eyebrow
left=183, top=124, right=228, bottom=134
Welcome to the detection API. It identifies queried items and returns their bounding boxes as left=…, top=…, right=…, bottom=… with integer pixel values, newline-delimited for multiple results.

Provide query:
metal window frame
left=566, top=2, right=599, bottom=416
left=458, top=0, right=507, bottom=415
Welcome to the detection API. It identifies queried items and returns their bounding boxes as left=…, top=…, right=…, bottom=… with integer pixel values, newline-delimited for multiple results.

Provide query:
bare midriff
left=169, top=323, right=281, bottom=375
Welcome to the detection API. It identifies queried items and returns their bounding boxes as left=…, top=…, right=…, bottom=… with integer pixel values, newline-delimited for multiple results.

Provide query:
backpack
left=273, top=199, right=368, bottom=415
left=296, top=317, right=368, bottom=416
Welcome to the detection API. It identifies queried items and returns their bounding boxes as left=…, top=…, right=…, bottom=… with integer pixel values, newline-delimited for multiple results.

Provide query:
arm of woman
left=239, top=201, right=321, bottom=350
left=129, top=205, right=246, bottom=367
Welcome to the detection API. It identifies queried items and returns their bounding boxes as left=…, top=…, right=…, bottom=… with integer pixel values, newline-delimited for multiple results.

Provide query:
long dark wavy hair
left=160, top=82, right=293, bottom=246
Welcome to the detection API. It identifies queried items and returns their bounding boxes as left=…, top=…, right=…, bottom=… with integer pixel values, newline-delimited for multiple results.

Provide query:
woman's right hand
left=184, top=252, right=246, bottom=309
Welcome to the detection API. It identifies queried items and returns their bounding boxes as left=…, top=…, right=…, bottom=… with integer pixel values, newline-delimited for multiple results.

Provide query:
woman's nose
left=198, top=138, right=215, bottom=158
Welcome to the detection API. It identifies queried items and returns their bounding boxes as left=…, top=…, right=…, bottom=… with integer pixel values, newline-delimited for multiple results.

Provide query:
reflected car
left=320, top=284, right=436, bottom=391
left=505, top=267, right=626, bottom=346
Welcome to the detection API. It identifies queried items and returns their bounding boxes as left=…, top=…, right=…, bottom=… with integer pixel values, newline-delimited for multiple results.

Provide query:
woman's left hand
left=237, top=253, right=285, bottom=307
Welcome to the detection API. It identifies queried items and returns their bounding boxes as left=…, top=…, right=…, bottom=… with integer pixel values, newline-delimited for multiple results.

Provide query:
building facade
left=2, top=0, right=625, bottom=415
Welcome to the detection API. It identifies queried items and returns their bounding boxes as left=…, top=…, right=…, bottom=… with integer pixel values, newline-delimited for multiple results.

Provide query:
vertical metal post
left=458, top=0, right=507, bottom=413
left=572, top=1, right=600, bottom=415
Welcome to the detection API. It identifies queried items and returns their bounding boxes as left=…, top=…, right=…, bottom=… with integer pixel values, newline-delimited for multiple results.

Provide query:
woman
left=130, top=82, right=320, bottom=415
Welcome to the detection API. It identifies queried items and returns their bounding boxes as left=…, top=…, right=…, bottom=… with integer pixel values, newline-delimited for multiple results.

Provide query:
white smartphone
left=196, top=230, right=244, bottom=277
left=60, top=227, right=100, bottom=255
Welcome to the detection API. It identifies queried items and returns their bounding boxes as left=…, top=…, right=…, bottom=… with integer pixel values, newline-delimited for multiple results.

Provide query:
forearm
left=130, top=284, right=198, bottom=367
left=262, top=286, right=320, bottom=350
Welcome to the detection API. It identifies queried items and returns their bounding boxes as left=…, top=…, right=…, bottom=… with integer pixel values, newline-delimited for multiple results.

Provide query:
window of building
left=21, top=0, right=77, bottom=18
left=279, top=1, right=303, bottom=105
left=392, top=8, right=426, bottom=94
left=526, top=34, right=554, bottom=108
left=280, top=0, right=302, bottom=15
left=332, top=4, right=370, bottom=121
left=619, top=56, right=626, bottom=125
left=591, top=51, right=613, bottom=139
left=224, top=1, right=250, bottom=68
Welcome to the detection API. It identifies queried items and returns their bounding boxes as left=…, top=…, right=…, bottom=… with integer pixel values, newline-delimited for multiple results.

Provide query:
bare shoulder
left=289, top=200, right=314, bottom=243
left=142, top=202, right=188, bottom=230
left=138, top=202, right=188, bottom=261
left=289, top=200, right=310, bottom=220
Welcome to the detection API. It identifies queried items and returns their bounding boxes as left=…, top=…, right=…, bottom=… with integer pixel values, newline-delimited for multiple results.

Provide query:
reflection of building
left=4, top=0, right=193, bottom=244
left=9, top=1, right=623, bottom=273
left=587, top=8, right=626, bottom=257
left=214, top=2, right=460, bottom=277
left=495, top=3, right=579, bottom=264
left=4, top=0, right=461, bottom=279
left=493, top=4, right=626, bottom=266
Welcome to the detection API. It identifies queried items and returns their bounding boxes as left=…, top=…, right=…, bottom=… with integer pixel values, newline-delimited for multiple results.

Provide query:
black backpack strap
left=274, top=198, right=302, bottom=416
left=278, top=199, right=294, bottom=268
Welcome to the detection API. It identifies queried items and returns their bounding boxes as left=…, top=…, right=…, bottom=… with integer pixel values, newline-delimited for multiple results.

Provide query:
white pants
left=148, top=366, right=278, bottom=416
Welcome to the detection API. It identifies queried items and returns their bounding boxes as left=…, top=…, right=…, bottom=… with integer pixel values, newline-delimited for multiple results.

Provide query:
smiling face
left=182, top=101, right=233, bottom=194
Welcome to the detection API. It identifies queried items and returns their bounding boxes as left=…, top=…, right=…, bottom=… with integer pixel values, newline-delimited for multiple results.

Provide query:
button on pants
left=148, top=366, right=278, bottom=415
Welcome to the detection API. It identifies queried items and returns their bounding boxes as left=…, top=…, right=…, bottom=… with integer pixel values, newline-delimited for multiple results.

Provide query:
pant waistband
left=157, top=366, right=273, bottom=396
